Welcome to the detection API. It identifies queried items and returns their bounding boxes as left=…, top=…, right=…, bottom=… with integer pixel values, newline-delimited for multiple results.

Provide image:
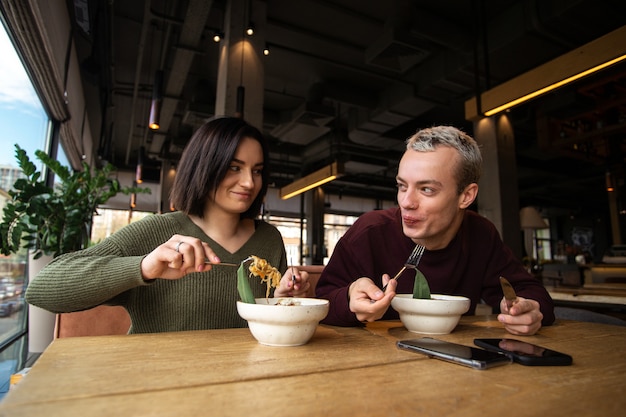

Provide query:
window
left=0, top=19, right=52, bottom=398
left=535, top=224, right=552, bottom=262
left=266, top=212, right=357, bottom=266
left=91, top=209, right=153, bottom=244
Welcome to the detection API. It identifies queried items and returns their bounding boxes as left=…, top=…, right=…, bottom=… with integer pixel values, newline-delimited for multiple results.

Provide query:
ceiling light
left=483, top=54, right=626, bottom=116
left=135, top=146, right=145, bottom=184
left=130, top=181, right=138, bottom=209
left=280, top=162, right=344, bottom=200
left=465, top=26, right=626, bottom=120
left=245, top=22, right=254, bottom=36
left=606, top=171, right=615, bottom=192
left=263, top=44, right=270, bottom=56
left=148, top=70, right=163, bottom=130
left=212, top=31, right=223, bottom=42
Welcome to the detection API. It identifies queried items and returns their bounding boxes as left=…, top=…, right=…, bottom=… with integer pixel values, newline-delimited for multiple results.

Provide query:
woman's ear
left=458, top=183, right=478, bottom=209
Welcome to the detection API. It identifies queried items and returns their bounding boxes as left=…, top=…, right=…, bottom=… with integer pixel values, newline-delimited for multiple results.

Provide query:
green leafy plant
left=0, top=144, right=150, bottom=259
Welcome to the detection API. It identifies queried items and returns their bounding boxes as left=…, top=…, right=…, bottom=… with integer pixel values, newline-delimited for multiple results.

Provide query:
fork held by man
left=382, top=244, right=425, bottom=292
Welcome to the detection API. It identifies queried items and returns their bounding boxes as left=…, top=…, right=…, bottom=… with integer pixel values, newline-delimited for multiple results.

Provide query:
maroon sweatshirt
left=316, top=207, right=555, bottom=327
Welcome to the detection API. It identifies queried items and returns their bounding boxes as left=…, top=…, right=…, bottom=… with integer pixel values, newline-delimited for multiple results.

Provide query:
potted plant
left=0, top=144, right=150, bottom=352
left=0, top=144, right=150, bottom=259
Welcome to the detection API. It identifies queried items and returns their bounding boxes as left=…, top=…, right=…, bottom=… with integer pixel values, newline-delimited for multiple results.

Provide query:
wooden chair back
left=297, top=265, right=325, bottom=297
left=55, top=305, right=131, bottom=338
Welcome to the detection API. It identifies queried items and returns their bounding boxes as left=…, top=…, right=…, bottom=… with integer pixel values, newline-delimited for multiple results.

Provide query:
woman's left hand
left=274, top=267, right=310, bottom=298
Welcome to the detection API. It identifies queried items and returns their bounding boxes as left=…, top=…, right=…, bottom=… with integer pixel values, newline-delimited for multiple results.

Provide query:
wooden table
left=1, top=316, right=625, bottom=417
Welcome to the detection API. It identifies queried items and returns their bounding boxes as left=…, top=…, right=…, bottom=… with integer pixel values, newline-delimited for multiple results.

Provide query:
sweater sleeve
left=25, top=214, right=176, bottom=313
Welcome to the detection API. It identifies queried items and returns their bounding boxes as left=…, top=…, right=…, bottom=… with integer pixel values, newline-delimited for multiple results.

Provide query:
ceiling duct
left=348, top=83, right=435, bottom=148
left=182, top=101, right=214, bottom=130
left=365, top=28, right=430, bottom=73
left=270, top=102, right=335, bottom=145
left=365, top=0, right=430, bottom=73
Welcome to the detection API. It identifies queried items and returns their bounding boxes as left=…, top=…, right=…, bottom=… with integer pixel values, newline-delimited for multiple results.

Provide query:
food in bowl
left=237, top=255, right=282, bottom=303
left=391, top=294, right=471, bottom=335
left=236, top=297, right=329, bottom=346
left=274, top=298, right=301, bottom=306
left=247, top=255, right=282, bottom=298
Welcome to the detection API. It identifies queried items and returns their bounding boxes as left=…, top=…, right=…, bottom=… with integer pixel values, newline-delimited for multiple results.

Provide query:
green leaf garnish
left=237, top=260, right=256, bottom=304
left=412, top=269, right=431, bottom=299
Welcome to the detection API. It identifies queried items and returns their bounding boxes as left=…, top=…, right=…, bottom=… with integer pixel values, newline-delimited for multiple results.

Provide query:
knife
left=499, top=276, right=518, bottom=310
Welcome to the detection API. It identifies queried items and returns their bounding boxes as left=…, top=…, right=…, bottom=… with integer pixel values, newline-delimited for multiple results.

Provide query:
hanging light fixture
left=135, top=146, right=145, bottom=184
left=465, top=27, right=626, bottom=120
left=130, top=180, right=138, bottom=209
left=148, top=70, right=163, bottom=130
left=606, top=171, right=615, bottom=192
left=280, top=162, right=345, bottom=200
left=235, top=85, right=245, bottom=118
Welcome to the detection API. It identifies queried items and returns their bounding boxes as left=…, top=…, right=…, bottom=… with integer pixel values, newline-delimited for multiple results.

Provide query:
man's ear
left=458, top=183, right=478, bottom=209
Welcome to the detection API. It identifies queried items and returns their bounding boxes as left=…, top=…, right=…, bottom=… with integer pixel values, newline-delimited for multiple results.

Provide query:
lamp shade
left=519, top=206, right=548, bottom=229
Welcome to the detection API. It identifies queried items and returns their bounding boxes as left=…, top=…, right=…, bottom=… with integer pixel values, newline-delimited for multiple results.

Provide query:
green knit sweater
left=25, top=211, right=287, bottom=333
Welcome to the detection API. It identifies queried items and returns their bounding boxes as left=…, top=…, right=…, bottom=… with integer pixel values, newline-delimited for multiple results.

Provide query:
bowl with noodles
left=236, top=297, right=329, bottom=346
left=235, top=255, right=329, bottom=346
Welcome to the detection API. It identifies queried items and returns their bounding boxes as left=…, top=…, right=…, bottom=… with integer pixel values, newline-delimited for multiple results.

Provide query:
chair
left=55, top=305, right=131, bottom=338
left=54, top=266, right=325, bottom=338
left=296, top=265, right=324, bottom=297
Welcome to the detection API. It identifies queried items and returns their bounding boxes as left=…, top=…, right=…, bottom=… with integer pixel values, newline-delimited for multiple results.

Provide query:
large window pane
left=0, top=19, right=51, bottom=398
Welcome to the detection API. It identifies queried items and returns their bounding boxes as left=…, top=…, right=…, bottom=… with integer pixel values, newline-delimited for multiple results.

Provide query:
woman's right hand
left=140, top=234, right=221, bottom=280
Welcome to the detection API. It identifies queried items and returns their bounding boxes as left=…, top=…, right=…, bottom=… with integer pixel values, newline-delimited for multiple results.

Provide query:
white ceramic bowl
left=236, top=298, right=330, bottom=346
left=391, top=294, right=471, bottom=335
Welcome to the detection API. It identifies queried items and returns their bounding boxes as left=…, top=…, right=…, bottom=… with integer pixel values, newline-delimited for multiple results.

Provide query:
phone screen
left=473, top=338, right=572, bottom=366
left=397, top=338, right=512, bottom=370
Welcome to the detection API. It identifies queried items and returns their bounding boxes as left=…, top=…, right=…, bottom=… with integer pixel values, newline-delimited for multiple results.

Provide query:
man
left=316, top=126, right=554, bottom=336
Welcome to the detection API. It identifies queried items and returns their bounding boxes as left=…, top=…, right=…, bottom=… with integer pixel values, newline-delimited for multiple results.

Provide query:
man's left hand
left=497, top=297, right=543, bottom=335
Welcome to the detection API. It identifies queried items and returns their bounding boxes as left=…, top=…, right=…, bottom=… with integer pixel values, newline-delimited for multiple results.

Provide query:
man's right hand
left=348, top=275, right=397, bottom=323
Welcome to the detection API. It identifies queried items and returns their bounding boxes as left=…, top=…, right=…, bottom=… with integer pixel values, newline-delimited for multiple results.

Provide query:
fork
left=382, top=244, right=426, bottom=292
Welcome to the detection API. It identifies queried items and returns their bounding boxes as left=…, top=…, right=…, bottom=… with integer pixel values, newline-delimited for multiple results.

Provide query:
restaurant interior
left=0, top=0, right=626, bottom=412
left=41, top=0, right=626, bottom=261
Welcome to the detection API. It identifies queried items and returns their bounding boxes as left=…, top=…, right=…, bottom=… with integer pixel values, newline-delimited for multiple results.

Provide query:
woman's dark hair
left=169, top=117, right=269, bottom=219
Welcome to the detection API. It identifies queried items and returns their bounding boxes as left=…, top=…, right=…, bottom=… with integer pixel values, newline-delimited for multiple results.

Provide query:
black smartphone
left=397, top=337, right=512, bottom=370
left=474, top=338, right=573, bottom=366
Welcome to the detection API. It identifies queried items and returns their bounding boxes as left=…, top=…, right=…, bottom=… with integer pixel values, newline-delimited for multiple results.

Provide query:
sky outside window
left=0, top=21, right=52, bottom=169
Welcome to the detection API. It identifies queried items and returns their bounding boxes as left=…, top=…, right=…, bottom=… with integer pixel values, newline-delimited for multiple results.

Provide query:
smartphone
left=474, top=338, right=573, bottom=366
left=397, top=337, right=512, bottom=370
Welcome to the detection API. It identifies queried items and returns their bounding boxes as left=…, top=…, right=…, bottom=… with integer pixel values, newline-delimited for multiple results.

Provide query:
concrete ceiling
left=71, top=0, right=626, bottom=216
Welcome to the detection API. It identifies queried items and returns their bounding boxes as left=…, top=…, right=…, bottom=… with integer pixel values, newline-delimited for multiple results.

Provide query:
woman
left=26, top=117, right=310, bottom=333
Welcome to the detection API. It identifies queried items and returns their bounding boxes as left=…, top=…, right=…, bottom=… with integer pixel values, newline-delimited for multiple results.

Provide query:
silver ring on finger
left=175, top=241, right=185, bottom=253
